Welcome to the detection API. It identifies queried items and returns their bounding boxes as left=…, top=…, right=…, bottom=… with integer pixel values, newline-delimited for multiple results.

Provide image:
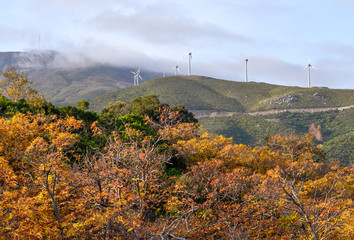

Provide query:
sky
left=1, top=0, right=354, bottom=89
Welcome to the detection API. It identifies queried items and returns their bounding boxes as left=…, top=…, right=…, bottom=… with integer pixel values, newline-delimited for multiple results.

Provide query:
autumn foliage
left=0, top=73, right=353, bottom=239
left=0, top=67, right=45, bottom=107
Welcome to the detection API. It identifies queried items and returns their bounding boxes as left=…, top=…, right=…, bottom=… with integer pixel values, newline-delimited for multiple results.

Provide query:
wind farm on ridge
left=132, top=50, right=323, bottom=89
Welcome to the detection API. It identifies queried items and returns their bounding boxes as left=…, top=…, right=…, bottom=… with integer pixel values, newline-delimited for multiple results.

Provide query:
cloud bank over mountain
left=1, top=0, right=354, bottom=89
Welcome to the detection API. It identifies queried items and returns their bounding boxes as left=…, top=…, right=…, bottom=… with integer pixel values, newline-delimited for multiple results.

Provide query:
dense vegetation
left=0, top=69, right=353, bottom=239
left=199, top=109, right=354, bottom=166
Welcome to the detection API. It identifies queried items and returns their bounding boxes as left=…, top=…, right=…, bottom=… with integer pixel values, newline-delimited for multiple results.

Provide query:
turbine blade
left=312, top=66, right=318, bottom=70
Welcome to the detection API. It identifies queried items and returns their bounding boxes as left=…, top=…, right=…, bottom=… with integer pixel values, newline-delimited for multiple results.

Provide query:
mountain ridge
left=89, top=75, right=354, bottom=113
left=0, top=51, right=162, bottom=106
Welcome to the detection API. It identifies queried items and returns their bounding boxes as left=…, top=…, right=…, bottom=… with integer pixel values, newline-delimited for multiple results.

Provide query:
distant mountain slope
left=89, top=76, right=246, bottom=112
left=0, top=51, right=161, bottom=106
left=89, top=75, right=354, bottom=113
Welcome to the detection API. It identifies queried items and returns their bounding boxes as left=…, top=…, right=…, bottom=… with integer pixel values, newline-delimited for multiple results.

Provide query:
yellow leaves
left=165, top=196, right=183, bottom=215
left=45, top=116, right=82, bottom=138
left=173, top=130, right=233, bottom=165
left=0, top=67, right=45, bottom=107
left=1, top=103, right=353, bottom=239
left=0, top=113, right=82, bottom=167
left=26, top=137, right=49, bottom=154
left=160, top=122, right=200, bottom=143
left=0, top=112, right=85, bottom=239
left=51, top=132, right=78, bottom=151
left=0, top=156, right=17, bottom=188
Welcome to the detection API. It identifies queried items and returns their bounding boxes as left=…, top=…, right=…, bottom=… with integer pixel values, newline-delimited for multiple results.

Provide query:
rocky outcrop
left=267, top=94, right=299, bottom=106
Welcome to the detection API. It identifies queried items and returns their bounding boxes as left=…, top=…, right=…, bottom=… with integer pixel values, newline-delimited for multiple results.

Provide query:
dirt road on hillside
left=192, top=105, right=354, bottom=118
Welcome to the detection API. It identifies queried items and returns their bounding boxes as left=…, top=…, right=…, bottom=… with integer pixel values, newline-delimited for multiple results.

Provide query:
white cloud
left=1, top=0, right=354, bottom=89
left=92, top=11, right=246, bottom=44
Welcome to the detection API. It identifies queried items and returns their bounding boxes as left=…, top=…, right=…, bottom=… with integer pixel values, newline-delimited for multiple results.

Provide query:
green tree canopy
left=77, top=100, right=89, bottom=110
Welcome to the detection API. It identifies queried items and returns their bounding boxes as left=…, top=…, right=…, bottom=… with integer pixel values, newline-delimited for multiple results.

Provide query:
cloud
left=0, top=24, right=11, bottom=40
left=245, top=56, right=303, bottom=86
left=92, top=11, right=247, bottom=45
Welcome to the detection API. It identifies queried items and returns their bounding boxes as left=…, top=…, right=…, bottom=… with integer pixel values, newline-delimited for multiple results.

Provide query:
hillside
left=89, top=75, right=354, bottom=113
left=0, top=51, right=161, bottom=106
left=89, top=75, right=354, bottom=166
left=199, top=108, right=354, bottom=165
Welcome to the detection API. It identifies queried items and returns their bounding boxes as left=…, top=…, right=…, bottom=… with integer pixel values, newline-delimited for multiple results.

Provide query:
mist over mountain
left=0, top=50, right=162, bottom=106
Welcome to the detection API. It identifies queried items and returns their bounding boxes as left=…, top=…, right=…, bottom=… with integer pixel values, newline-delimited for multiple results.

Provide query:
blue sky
left=1, top=0, right=354, bottom=89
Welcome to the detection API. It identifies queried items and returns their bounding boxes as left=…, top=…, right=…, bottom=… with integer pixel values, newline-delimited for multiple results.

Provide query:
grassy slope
left=89, top=76, right=245, bottom=112
left=89, top=76, right=354, bottom=113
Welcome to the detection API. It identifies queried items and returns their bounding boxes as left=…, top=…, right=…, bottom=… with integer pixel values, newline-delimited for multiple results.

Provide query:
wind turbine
left=38, top=31, right=41, bottom=51
left=303, top=57, right=317, bottom=88
left=243, top=56, right=252, bottom=82
left=131, top=68, right=143, bottom=86
left=172, top=62, right=181, bottom=76
left=187, top=52, right=192, bottom=76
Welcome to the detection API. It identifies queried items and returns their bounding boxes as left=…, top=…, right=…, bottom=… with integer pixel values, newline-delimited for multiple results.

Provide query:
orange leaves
left=0, top=156, right=17, bottom=188
left=159, top=122, right=200, bottom=143
left=0, top=113, right=82, bottom=165
left=1, top=109, right=352, bottom=239
left=0, top=113, right=83, bottom=239
left=90, top=120, right=103, bottom=136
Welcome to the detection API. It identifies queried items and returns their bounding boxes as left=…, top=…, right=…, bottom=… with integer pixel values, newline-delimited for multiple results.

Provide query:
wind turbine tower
left=131, top=68, right=143, bottom=86
left=243, top=57, right=252, bottom=82
left=303, top=57, right=317, bottom=88
left=188, top=52, right=192, bottom=76
left=38, top=31, right=41, bottom=51
left=172, top=63, right=181, bottom=76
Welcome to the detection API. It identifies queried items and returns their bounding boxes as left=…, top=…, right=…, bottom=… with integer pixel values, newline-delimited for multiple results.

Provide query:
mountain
left=0, top=51, right=162, bottom=106
left=89, top=75, right=354, bottom=165
left=1, top=52, right=353, bottom=165
left=89, top=75, right=354, bottom=113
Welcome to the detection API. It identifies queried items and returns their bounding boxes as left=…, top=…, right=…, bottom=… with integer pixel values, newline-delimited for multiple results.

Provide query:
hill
left=199, top=108, right=354, bottom=165
left=89, top=75, right=354, bottom=113
left=89, top=75, right=354, bottom=165
left=0, top=51, right=161, bottom=106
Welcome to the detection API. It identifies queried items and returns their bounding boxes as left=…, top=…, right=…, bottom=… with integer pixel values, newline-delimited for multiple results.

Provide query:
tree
left=0, top=67, right=45, bottom=107
left=129, top=95, right=162, bottom=117
left=101, top=100, right=128, bottom=115
left=0, top=113, right=83, bottom=239
left=77, top=100, right=89, bottom=110
left=1, top=105, right=352, bottom=239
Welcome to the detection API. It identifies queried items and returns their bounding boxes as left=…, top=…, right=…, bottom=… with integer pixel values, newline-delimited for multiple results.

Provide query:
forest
left=0, top=68, right=353, bottom=239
